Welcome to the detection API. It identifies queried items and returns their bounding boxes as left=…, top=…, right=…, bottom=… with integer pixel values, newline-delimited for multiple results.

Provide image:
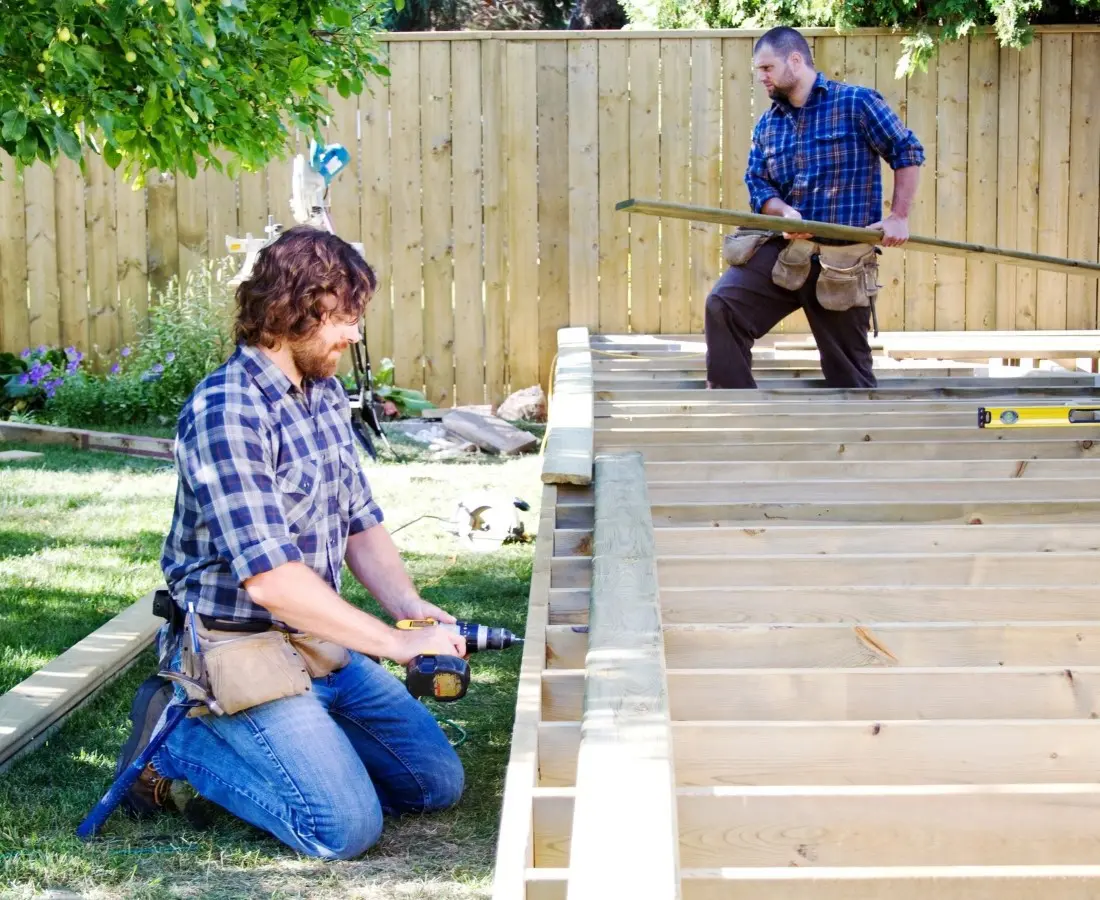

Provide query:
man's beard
left=767, top=83, right=792, bottom=103
left=292, top=339, right=345, bottom=380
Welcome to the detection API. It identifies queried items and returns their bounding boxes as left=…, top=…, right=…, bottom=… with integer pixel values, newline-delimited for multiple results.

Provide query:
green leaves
left=0, top=0, right=388, bottom=183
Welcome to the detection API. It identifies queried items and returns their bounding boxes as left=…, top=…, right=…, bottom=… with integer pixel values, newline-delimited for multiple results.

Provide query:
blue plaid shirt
left=161, top=343, right=385, bottom=623
left=746, top=72, right=925, bottom=228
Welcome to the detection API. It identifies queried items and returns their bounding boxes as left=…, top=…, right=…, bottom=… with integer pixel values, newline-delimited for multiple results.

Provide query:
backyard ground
left=0, top=433, right=542, bottom=900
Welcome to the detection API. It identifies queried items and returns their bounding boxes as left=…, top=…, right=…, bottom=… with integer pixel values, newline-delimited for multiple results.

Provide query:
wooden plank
left=545, top=585, right=1100, bottom=626
left=390, top=41, right=425, bottom=392
left=659, top=39, right=691, bottom=334
left=597, top=39, right=629, bottom=335
left=627, top=39, right=660, bottom=334
left=935, top=38, right=968, bottom=331
left=601, top=409, right=993, bottom=428
left=875, top=35, right=907, bottom=330
left=86, top=152, right=120, bottom=354
left=483, top=39, right=507, bottom=406
left=646, top=521, right=1100, bottom=555
left=530, top=866, right=1100, bottom=900
left=597, top=384, right=1100, bottom=401
left=0, top=595, right=162, bottom=771
left=566, top=451, right=678, bottom=900
left=541, top=667, right=1100, bottom=722
left=237, top=165, right=269, bottom=238
left=568, top=39, right=599, bottom=331
left=453, top=42, right=485, bottom=405
left=905, top=50, right=937, bottom=331
left=537, top=41, right=569, bottom=395
left=543, top=327, right=594, bottom=485
left=421, top=41, right=455, bottom=407
left=1066, top=33, right=1100, bottom=330
left=996, top=46, right=1020, bottom=329
left=361, top=73, right=393, bottom=366
left=324, top=86, right=360, bottom=242
left=538, top=719, right=1100, bottom=788
left=115, top=172, right=148, bottom=347
left=0, top=450, right=43, bottom=462
left=490, top=486, right=555, bottom=900
left=0, top=153, right=29, bottom=355
left=1037, top=33, right=1073, bottom=330
left=174, top=165, right=206, bottom=289
left=547, top=622, right=1100, bottom=669
left=721, top=38, right=754, bottom=217
left=965, top=35, right=999, bottom=330
left=53, top=156, right=89, bottom=352
left=505, top=41, right=540, bottom=394
left=145, top=170, right=178, bottom=298
left=442, top=409, right=538, bottom=455
left=689, top=38, right=721, bottom=336
left=23, top=164, right=60, bottom=349
left=1016, top=39, right=1042, bottom=328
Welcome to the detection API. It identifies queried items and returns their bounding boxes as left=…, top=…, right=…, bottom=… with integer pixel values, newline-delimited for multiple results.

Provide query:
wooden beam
left=641, top=458, right=1100, bottom=482
left=542, top=327, right=593, bottom=486
left=615, top=197, right=1100, bottom=279
left=545, top=623, right=1100, bottom=670
left=491, top=485, right=557, bottom=900
left=528, top=865, right=1100, bottom=900
left=0, top=421, right=175, bottom=460
left=596, top=386, right=1100, bottom=401
left=642, top=479, right=1100, bottom=503
left=548, top=585, right=1100, bottom=626
left=537, top=719, right=1100, bottom=787
left=565, top=451, right=679, bottom=900
left=595, top=425, right=1100, bottom=446
left=0, top=594, right=162, bottom=772
left=541, top=667, right=1100, bottom=722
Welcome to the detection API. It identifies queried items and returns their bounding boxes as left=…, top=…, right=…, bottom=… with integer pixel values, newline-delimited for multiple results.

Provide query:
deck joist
left=493, top=328, right=1100, bottom=899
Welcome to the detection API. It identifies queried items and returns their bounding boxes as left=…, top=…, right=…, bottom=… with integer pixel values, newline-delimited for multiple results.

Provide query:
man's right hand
left=388, top=625, right=467, bottom=666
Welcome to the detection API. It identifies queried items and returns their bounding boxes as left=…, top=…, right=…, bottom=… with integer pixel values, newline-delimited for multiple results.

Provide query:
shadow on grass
left=0, top=549, right=534, bottom=899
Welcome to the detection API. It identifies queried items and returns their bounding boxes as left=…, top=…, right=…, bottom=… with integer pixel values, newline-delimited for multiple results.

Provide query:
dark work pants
left=704, top=239, right=876, bottom=389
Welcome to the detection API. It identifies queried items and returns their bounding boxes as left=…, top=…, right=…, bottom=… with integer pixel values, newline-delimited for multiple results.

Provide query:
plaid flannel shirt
left=161, top=343, right=384, bottom=623
left=745, top=72, right=925, bottom=229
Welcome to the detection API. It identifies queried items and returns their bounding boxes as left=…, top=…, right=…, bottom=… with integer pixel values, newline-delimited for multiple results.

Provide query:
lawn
left=0, top=436, right=543, bottom=899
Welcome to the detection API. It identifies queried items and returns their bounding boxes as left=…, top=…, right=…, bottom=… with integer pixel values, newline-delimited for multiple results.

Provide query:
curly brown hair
left=233, top=226, right=377, bottom=348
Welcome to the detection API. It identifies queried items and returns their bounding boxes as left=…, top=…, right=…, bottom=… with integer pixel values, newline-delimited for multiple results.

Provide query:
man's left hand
left=390, top=595, right=457, bottom=625
left=868, top=214, right=909, bottom=247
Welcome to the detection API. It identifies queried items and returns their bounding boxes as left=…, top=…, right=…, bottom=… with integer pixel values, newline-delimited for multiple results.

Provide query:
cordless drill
left=397, top=618, right=523, bottom=702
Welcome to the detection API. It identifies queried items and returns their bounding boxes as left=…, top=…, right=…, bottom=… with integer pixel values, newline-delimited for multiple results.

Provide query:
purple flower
left=110, top=363, right=121, bottom=375
left=44, top=377, right=63, bottom=399
left=150, top=363, right=164, bottom=374
left=66, top=359, right=79, bottom=374
left=37, top=345, right=46, bottom=354
left=16, top=373, right=28, bottom=386
left=120, top=346, right=131, bottom=358
left=165, top=352, right=175, bottom=363
left=20, top=349, right=30, bottom=360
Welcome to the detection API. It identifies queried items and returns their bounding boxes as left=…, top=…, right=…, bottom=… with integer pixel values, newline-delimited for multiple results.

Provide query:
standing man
left=704, top=26, right=925, bottom=389
left=113, top=226, right=467, bottom=859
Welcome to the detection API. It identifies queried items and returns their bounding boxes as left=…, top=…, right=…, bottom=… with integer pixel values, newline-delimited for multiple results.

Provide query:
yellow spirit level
left=978, top=406, right=1100, bottom=428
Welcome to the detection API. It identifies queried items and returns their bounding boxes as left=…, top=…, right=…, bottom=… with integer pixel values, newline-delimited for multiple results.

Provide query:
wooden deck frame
left=541, top=327, right=594, bottom=486
left=496, top=328, right=1100, bottom=898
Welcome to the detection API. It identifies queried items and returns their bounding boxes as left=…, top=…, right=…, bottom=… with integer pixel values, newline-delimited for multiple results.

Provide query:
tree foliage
left=620, top=0, right=1099, bottom=73
left=0, top=0, right=392, bottom=185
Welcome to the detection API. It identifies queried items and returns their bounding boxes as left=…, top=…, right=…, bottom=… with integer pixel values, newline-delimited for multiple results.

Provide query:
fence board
left=54, top=156, right=88, bottom=353
left=453, top=41, right=486, bottom=405
left=1037, top=34, right=1073, bottom=330
left=24, top=164, right=60, bottom=350
left=421, top=40, right=455, bottom=406
left=1067, top=34, right=1100, bottom=330
left=690, top=38, right=722, bottom=336
left=505, top=40, right=540, bottom=393
left=390, top=41, right=425, bottom=391
left=965, top=36, right=998, bottom=331
left=599, top=39, right=630, bottom=335
left=628, top=39, right=661, bottom=334
left=1, top=29, right=1098, bottom=399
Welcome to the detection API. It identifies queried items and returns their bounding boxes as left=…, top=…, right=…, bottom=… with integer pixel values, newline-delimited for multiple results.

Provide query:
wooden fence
left=1, top=27, right=1098, bottom=406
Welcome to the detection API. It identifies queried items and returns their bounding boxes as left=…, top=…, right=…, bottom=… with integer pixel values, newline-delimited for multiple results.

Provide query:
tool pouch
left=771, top=239, right=816, bottom=291
left=815, top=244, right=881, bottom=312
left=722, top=228, right=772, bottom=267
left=188, top=622, right=350, bottom=717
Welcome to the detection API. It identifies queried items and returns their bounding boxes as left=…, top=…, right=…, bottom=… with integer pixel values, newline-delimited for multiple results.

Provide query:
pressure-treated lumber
left=541, top=327, right=594, bottom=485
left=565, top=451, right=679, bottom=900
left=0, top=421, right=175, bottom=460
left=541, top=667, right=1100, bottom=722
left=615, top=198, right=1100, bottom=279
left=0, top=594, right=162, bottom=772
left=538, top=719, right=1100, bottom=787
left=639, top=458, right=1100, bottom=481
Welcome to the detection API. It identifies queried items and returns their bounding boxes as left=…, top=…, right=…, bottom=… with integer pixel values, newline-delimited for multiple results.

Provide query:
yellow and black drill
left=397, top=618, right=523, bottom=702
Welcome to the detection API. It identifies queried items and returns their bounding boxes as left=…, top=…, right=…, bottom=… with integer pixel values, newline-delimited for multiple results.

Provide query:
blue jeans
left=152, top=648, right=465, bottom=859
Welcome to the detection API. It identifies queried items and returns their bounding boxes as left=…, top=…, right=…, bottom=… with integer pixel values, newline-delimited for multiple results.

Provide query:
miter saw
left=225, top=141, right=395, bottom=461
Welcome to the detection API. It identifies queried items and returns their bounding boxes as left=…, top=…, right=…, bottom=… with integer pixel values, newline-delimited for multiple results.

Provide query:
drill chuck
left=453, top=621, right=523, bottom=653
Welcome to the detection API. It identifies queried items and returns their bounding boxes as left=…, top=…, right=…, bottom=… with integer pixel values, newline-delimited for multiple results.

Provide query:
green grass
left=0, top=439, right=543, bottom=899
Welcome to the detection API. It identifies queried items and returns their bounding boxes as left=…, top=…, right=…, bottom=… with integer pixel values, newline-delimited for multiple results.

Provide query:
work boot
left=116, top=674, right=176, bottom=818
